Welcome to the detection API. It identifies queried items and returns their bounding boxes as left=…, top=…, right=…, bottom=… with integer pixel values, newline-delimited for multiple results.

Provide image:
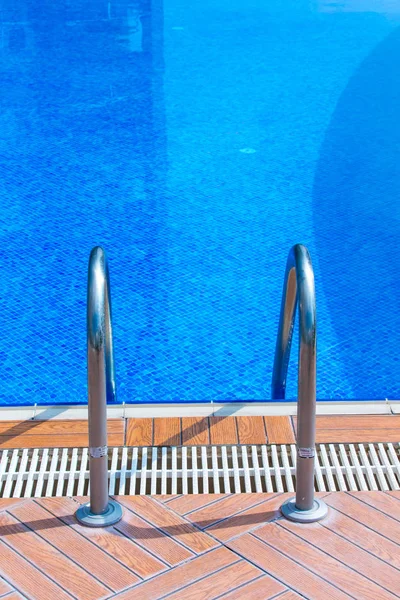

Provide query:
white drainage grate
left=1, top=443, right=400, bottom=499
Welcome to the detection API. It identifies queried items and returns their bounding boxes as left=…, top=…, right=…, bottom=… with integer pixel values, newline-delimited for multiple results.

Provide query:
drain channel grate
left=1, top=443, right=399, bottom=499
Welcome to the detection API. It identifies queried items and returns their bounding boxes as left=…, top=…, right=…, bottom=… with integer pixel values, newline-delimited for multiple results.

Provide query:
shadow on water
left=313, top=26, right=400, bottom=398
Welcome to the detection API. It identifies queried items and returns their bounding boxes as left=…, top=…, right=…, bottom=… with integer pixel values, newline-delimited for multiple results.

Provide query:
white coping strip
left=35, top=448, right=49, bottom=497
left=120, top=446, right=128, bottom=495
left=201, top=446, right=208, bottom=494
left=151, top=447, right=158, bottom=496
left=221, top=446, right=231, bottom=494
left=77, top=447, right=88, bottom=496
left=161, top=447, right=167, bottom=495
left=140, top=447, right=148, bottom=495
left=67, top=448, right=78, bottom=497
left=25, top=448, right=39, bottom=498
left=0, top=400, right=394, bottom=421
left=271, top=445, right=284, bottom=493
left=14, top=448, right=29, bottom=498
left=211, top=446, right=220, bottom=494
left=181, top=446, right=188, bottom=495
left=46, top=448, right=59, bottom=497
left=241, top=446, right=252, bottom=493
left=252, top=445, right=263, bottom=493
left=130, top=447, right=138, bottom=495
left=231, top=445, right=241, bottom=493
left=192, top=447, right=198, bottom=494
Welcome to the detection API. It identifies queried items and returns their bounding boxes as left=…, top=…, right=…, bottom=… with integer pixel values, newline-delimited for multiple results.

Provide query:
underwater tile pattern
left=0, top=1, right=400, bottom=405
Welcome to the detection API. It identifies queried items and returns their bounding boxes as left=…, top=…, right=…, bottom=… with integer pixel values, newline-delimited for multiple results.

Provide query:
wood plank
left=112, top=547, right=238, bottom=600
left=0, top=539, right=72, bottom=600
left=0, top=511, right=109, bottom=600
left=206, top=494, right=283, bottom=542
left=38, top=497, right=166, bottom=580
left=0, top=499, right=29, bottom=513
left=0, top=432, right=123, bottom=449
left=315, top=430, right=400, bottom=443
left=182, top=417, right=209, bottom=446
left=326, top=492, right=400, bottom=545
left=349, top=491, right=400, bottom=521
left=9, top=500, right=137, bottom=593
left=312, top=415, right=400, bottom=430
left=1, top=594, right=25, bottom=600
left=276, top=518, right=400, bottom=598
left=167, top=494, right=226, bottom=516
left=236, top=417, right=267, bottom=445
left=218, top=574, right=287, bottom=600
left=322, top=504, right=400, bottom=570
left=126, top=419, right=153, bottom=447
left=153, top=418, right=181, bottom=446
left=117, top=496, right=218, bottom=555
left=114, top=502, right=194, bottom=566
left=209, top=417, right=238, bottom=445
left=166, top=560, right=261, bottom=600
left=0, top=420, right=122, bottom=435
left=185, top=494, right=268, bottom=530
left=276, top=593, right=306, bottom=600
left=292, top=415, right=400, bottom=442
left=0, top=576, right=13, bottom=596
left=227, top=533, right=353, bottom=600
left=264, top=417, right=295, bottom=444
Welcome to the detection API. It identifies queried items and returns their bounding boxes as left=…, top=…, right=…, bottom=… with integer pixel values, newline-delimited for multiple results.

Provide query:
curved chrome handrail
left=272, top=244, right=327, bottom=522
left=76, top=246, right=122, bottom=527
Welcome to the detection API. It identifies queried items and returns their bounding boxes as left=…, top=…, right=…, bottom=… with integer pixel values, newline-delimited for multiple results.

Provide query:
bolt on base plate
left=75, top=500, right=123, bottom=527
left=281, top=498, right=328, bottom=523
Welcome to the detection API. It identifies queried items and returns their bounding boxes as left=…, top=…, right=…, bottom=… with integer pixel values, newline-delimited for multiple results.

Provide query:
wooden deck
left=0, top=491, right=399, bottom=599
left=0, top=415, right=400, bottom=449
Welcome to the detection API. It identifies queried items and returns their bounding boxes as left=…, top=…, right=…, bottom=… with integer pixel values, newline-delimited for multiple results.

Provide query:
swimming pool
left=1, top=0, right=399, bottom=406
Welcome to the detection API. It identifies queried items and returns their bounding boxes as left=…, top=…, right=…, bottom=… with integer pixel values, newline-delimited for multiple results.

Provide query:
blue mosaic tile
left=0, top=1, right=400, bottom=405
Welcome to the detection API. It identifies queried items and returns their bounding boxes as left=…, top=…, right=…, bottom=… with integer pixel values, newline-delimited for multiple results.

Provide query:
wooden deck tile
left=0, top=576, right=13, bottom=596
left=209, top=417, right=238, bottom=445
left=0, top=511, right=109, bottom=600
left=38, top=497, right=166, bottom=580
left=326, top=492, right=400, bottom=545
left=166, top=560, right=262, bottom=600
left=277, top=593, right=306, bottom=600
left=185, top=493, right=268, bottom=530
left=0, top=419, right=123, bottom=449
left=126, top=419, right=153, bottom=446
left=182, top=417, right=209, bottom=445
left=2, top=593, right=25, bottom=600
left=153, top=418, right=181, bottom=446
left=113, top=501, right=194, bottom=566
left=9, top=500, right=137, bottom=593
left=0, top=539, right=72, bottom=600
left=206, top=493, right=283, bottom=542
left=166, top=494, right=225, bottom=516
left=220, top=574, right=286, bottom=600
left=112, top=547, right=239, bottom=600
left=275, top=518, right=400, bottom=598
left=322, top=503, right=400, bottom=570
left=227, top=534, right=353, bottom=600
left=117, top=496, right=218, bottom=554
left=236, top=416, right=267, bottom=445
left=349, top=490, right=400, bottom=520
left=293, top=415, right=400, bottom=443
left=264, top=416, right=296, bottom=444
left=0, top=493, right=400, bottom=599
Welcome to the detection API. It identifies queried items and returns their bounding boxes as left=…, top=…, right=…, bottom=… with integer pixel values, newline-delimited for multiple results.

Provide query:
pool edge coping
left=0, top=400, right=398, bottom=420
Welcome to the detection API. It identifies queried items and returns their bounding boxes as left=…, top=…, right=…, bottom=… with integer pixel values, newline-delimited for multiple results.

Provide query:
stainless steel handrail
left=272, top=244, right=328, bottom=522
left=75, top=246, right=122, bottom=527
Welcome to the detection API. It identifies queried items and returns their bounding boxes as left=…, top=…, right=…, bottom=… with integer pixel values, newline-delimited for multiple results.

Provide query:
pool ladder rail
left=75, top=244, right=328, bottom=527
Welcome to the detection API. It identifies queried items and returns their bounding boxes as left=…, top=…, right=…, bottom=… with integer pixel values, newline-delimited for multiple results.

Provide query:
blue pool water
left=1, top=0, right=400, bottom=406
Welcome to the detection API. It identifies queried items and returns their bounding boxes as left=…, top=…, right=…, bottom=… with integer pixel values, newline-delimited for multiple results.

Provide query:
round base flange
left=75, top=500, right=123, bottom=527
left=281, top=498, right=328, bottom=523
